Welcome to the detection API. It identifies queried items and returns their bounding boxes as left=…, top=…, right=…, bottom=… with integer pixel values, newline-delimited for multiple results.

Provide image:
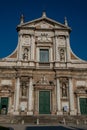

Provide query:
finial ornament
left=20, top=14, right=24, bottom=24
left=42, top=11, right=46, bottom=18
left=64, top=17, right=68, bottom=26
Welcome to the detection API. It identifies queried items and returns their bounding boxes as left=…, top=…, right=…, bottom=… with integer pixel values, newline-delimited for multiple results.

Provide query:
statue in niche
left=22, top=83, right=27, bottom=97
left=62, top=83, right=67, bottom=97
left=60, top=48, right=65, bottom=61
left=23, top=48, right=29, bottom=60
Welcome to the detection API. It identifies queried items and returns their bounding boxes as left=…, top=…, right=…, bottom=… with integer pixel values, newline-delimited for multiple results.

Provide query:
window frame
left=39, top=49, right=49, bottom=63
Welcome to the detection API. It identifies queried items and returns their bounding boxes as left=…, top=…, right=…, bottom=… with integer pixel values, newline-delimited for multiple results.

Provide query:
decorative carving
left=0, top=85, right=14, bottom=93
left=37, top=33, right=52, bottom=42
left=34, top=75, right=54, bottom=90
left=22, top=34, right=31, bottom=46
left=75, top=86, right=87, bottom=95
left=40, top=22, right=49, bottom=28
left=58, top=36, right=66, bottom=46
left=36, top=75, right=49, bottom=85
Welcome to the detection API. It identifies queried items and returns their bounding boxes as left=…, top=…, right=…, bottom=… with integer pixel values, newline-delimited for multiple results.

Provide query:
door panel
left=39, top=91, right=50, bottom=114
left=80, top=98, right=87, bottom=115
left=0, top=97, right=9, bottom=115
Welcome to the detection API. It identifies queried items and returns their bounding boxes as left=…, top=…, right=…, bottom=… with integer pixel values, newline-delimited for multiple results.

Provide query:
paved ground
left=1, top=124, right=87, bottom=130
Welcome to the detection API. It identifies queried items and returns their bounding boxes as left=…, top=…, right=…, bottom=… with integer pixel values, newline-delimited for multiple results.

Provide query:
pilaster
left=66, top=36, right=71, bottom=61
left=69, top=78, right=76, bottom=115
left=14, top=77, right=20, bottom=115
left=77, top=96, right=81, bottom=115
left=18, top=34, right=22, bottom=60
left=27, top=77, right=33, bottom=115
left=56, top=78, right=62, bottom=115
left=55, top=36, right=58, bottom=61
left=8, top=96, right=12, bottom=114
left=31, top=35, right=35, bottom=60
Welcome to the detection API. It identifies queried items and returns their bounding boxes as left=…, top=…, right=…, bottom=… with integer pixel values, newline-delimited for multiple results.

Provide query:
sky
left=0, top=0, right=87, bottom=60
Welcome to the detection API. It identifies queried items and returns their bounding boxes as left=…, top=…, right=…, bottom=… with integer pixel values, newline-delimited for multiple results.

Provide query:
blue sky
left=0, top=0, right=87, bottom=60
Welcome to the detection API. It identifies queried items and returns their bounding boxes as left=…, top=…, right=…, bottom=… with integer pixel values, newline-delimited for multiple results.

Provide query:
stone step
left=0, top=115, right=87, bottom=125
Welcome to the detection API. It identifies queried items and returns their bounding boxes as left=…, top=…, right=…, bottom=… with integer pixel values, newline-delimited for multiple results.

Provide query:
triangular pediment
left=17, top=15, right=71, bottom=31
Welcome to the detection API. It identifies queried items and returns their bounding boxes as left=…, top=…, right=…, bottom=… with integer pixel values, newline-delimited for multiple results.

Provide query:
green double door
left=80, top=98, right=87, bottom=115
left=0, top=97, right=9, bottom=114
left=39, top=91, right=50, bottom=114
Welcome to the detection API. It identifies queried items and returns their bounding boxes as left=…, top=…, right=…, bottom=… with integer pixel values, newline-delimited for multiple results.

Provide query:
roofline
left=17, top=15, right=71, bottom=32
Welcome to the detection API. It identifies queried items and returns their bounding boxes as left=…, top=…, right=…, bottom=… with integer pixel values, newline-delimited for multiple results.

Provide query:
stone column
left=77, top=96, right=81, bottom=115
left=14, top=77, right=20, bottom=115
left=69, top=78, right=75, bottom=115
left=27, top=77, right=33, bottom=115
left=56, top=78, right=62, bottom=115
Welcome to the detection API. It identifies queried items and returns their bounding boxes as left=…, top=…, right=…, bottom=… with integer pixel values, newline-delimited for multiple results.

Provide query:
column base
left=70, top=110, right=76, bottom=115
left=13, top=111, right=19, bottom=115
left=27, top=111, right=33, bottom=115
left=77, top=112, right=81, bottom=115
left=57, top=111, right=63, bottom=115
left=29, top=61, right=35, bottom=66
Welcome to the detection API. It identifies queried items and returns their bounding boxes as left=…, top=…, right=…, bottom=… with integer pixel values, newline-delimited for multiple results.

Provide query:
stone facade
left=0, top=12, right=87, bottom=116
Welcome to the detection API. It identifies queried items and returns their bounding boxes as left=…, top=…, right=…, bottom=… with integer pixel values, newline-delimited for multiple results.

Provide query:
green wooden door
left=0, top=97, right=9, bottom=114
left=39, top=91, right=50, bottom=114
left=80, top=98, right=87, bottom=115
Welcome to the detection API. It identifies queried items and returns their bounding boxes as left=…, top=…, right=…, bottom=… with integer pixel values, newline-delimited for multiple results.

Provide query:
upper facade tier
left=0, top=12, right=87, bottom=69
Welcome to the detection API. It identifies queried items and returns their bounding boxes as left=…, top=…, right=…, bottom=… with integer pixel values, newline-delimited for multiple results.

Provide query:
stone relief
left=40, top=23, right=49, bottom=28
left=20, top=102, right=27, bottom=112
left=58, top=36, right=66, bottom=46
left=22, top=35, right=31, bottom=46
left=0, top=85, right=13, bottom=94
left=37, top=75, right=49, bottom=85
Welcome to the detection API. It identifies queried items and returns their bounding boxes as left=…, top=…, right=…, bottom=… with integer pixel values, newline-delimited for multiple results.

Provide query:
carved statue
left=62, top=83, right=67, bottom=97
left=22, top=83, right=27, bottom=96
left=23, top=48, right=28, bottom=60
left=60, top=48, right=65, bottom=61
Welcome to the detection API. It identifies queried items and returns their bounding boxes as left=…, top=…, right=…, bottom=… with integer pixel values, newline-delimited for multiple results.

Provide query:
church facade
left=0, top=12, right=87, bottom=116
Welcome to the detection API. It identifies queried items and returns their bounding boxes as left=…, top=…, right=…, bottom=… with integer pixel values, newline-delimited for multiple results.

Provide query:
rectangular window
left=40, top=49, right=49, bottom=62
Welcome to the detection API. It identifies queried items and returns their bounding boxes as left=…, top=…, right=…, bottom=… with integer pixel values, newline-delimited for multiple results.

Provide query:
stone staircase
left=0, top=115, right=87, bottom=125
